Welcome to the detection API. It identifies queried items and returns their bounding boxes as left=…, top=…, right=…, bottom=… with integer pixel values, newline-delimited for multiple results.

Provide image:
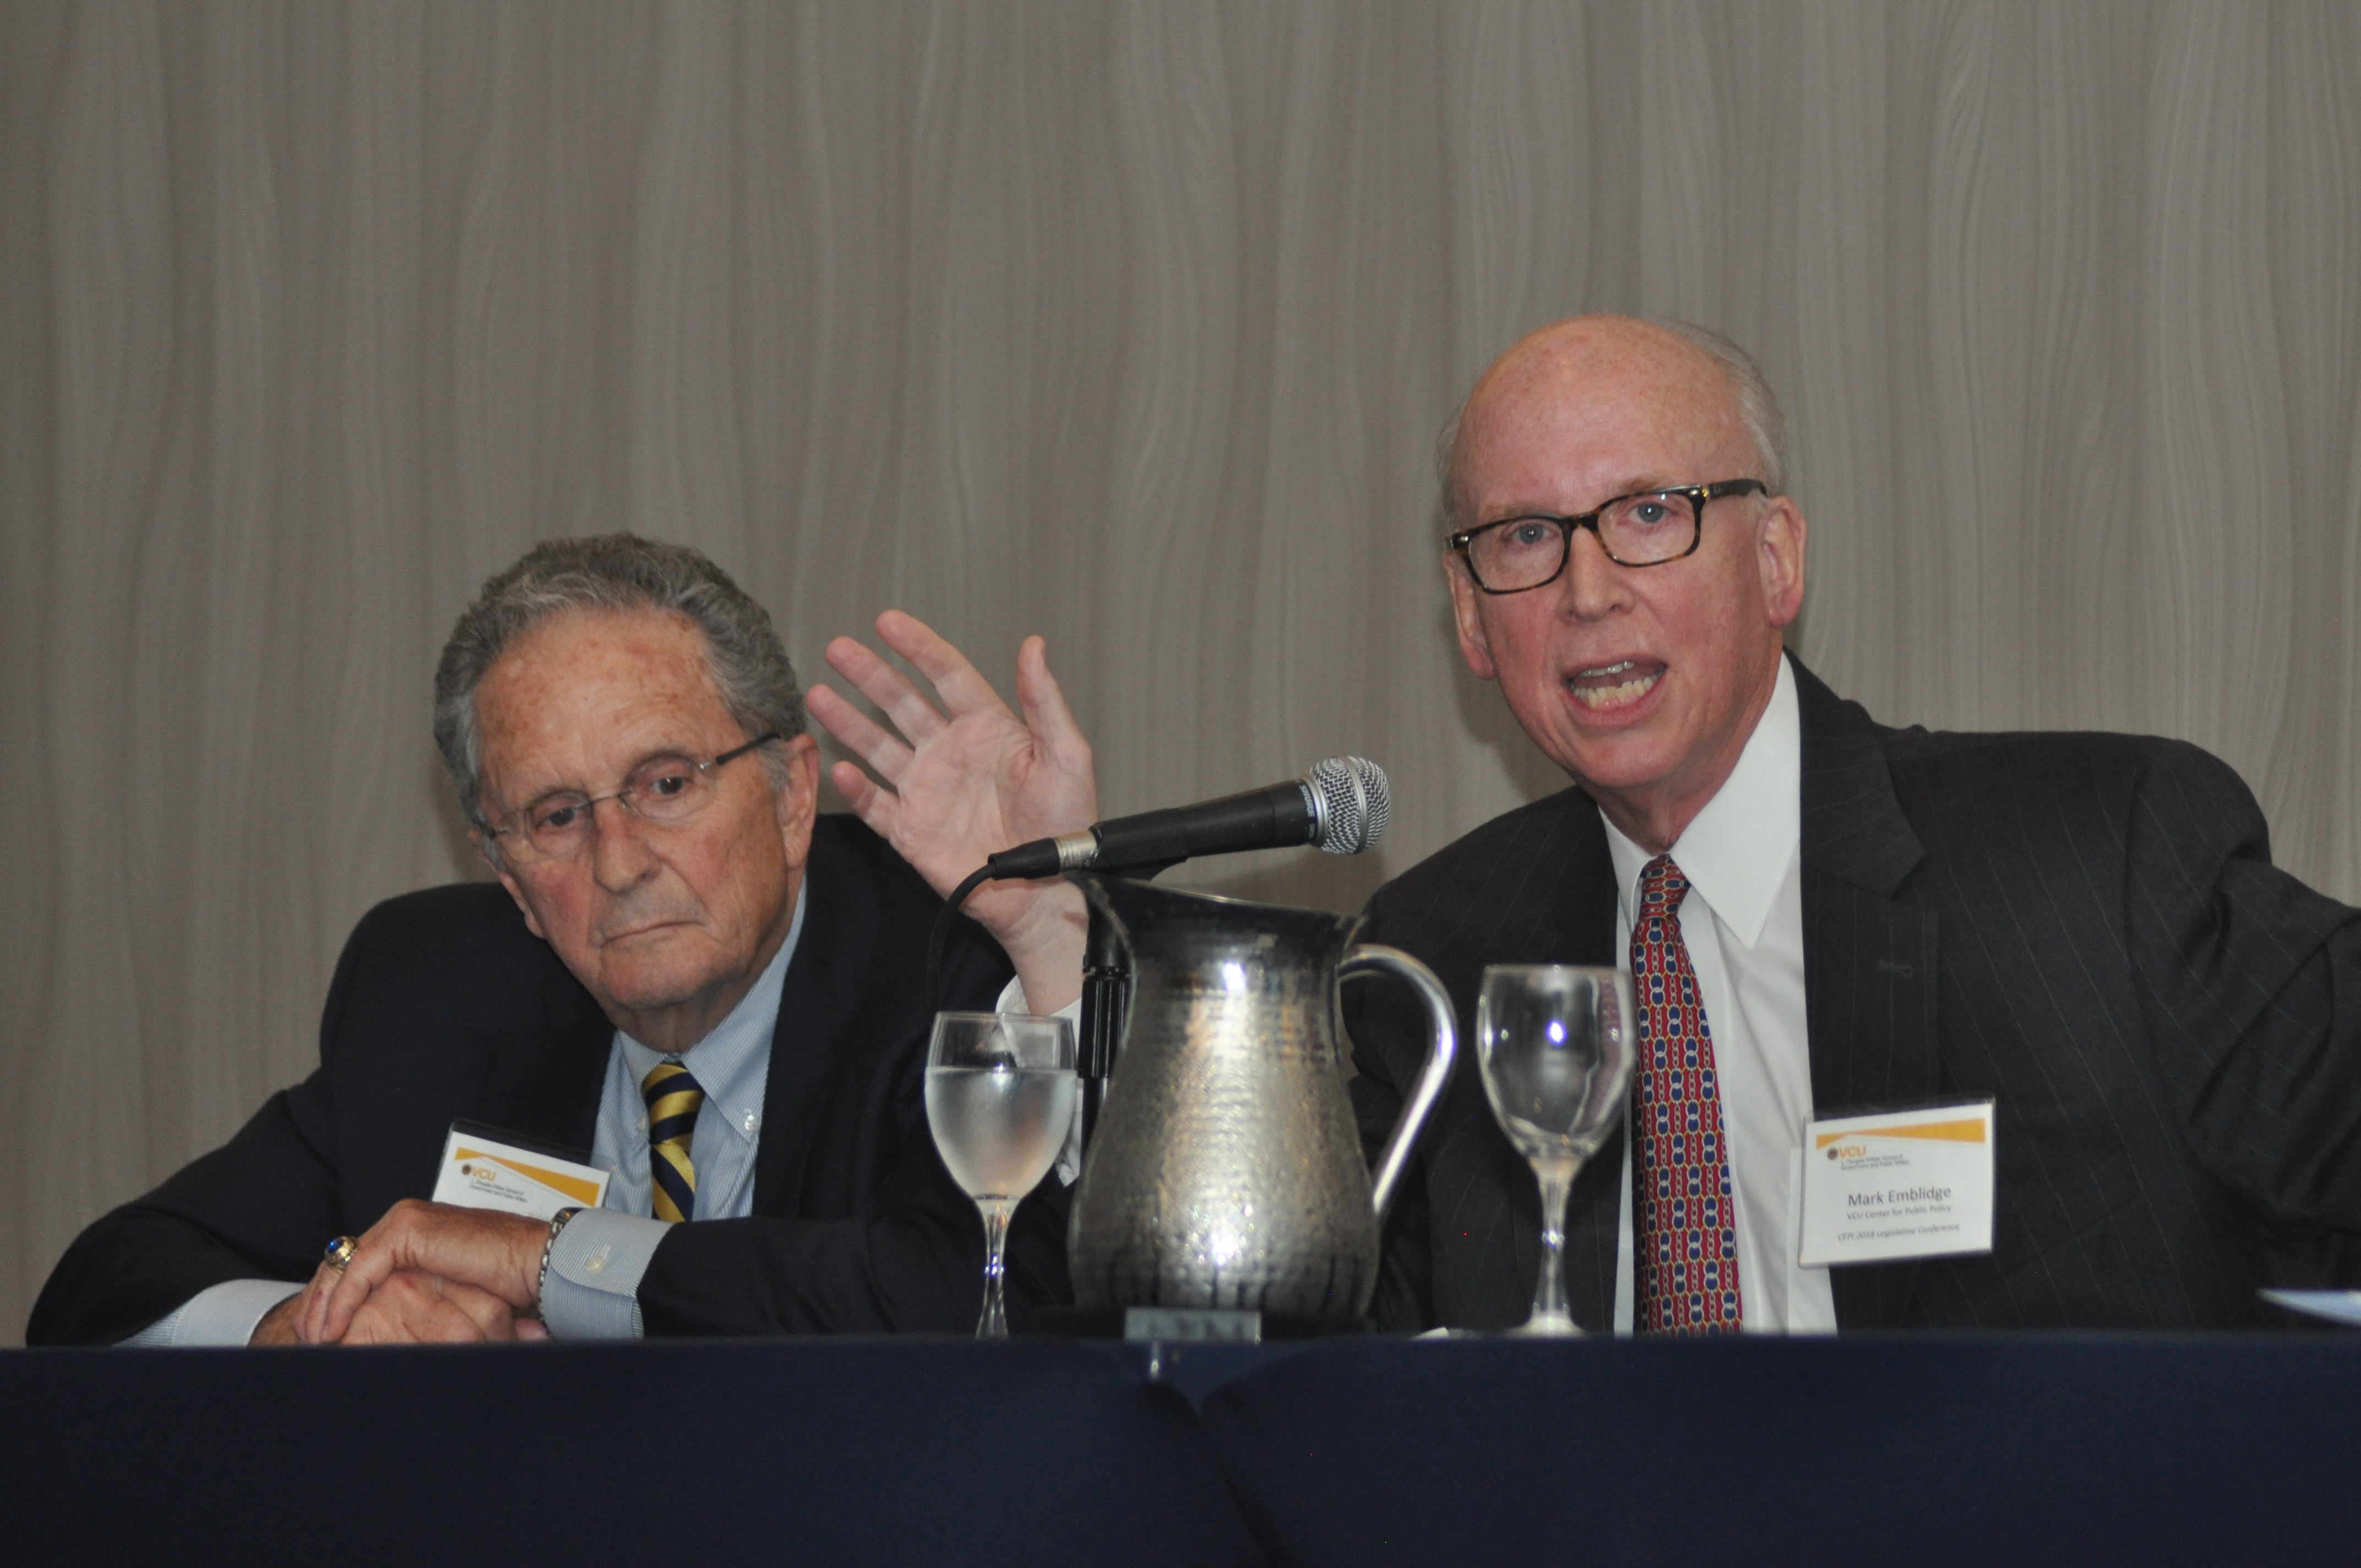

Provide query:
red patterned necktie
left=1631, top=854, right=1743, bottom=1333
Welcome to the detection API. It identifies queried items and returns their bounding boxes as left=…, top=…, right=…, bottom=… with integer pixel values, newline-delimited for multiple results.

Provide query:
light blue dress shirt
left=541, top=886, right=802, bottom=1337
left=124, top=885, right=803, bottom=1346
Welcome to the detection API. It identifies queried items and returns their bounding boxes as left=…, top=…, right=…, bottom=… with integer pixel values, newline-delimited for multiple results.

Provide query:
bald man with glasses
left=817, top=315, right=2361, bottom=1335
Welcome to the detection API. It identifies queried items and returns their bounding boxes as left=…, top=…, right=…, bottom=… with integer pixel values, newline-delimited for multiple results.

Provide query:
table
left=1192, top=1333, right=2361, bottom=1565
left=3, top=1337, right=1260, bottom=1566
left=8, top=1334, right=2356, bottom=1565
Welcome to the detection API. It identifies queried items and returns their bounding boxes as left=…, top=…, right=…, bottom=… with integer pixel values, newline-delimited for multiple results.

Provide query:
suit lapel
left=474, top=967, right=612, bottom=1156
left=752, top=840, right=861, bottom=1219
left=1792, top=658, right=1942, bottom=1330
left=1438, top=665, right=1941, bottom=1332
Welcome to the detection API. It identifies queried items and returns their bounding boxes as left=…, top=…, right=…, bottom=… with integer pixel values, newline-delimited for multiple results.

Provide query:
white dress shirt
left=1604, top=653, right=1836, bottom=1334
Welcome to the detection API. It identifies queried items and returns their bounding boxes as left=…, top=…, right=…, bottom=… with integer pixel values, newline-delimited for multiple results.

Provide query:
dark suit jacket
left=30, top=816, right=1068, bottom=1345
left=1348, top=660, right=2361, bottom=1331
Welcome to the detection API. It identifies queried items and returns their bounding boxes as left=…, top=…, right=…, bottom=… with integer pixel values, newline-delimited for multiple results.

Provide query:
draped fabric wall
left=4, top=1, right=2357, bottom=1339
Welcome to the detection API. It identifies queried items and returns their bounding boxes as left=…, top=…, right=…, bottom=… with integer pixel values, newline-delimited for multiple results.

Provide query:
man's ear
left=1756, top=496, right=1809, bottom=630
left=772, top=733, right=823, bottom=864
left=474, top=833, right=548, bottom=941
left=1445, top=555, right=1500, bottom=680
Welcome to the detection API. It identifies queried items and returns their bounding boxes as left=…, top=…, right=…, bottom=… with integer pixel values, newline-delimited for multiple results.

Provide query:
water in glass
left=923, top=1011, right=1077, bottom=1337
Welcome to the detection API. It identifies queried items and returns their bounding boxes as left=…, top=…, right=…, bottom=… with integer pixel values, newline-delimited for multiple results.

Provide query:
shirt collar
left=1602, top=652, right=1802, bottom=950
left=616, top=879, right=805, bottom=1147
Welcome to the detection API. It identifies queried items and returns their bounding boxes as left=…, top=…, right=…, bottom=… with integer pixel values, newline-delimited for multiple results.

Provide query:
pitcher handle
left=1338, top=943, right=1457, bottom=1223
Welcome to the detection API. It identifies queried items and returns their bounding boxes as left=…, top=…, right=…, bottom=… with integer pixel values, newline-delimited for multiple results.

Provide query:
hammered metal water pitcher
left=1065, top=873, right=1457, bottom=1320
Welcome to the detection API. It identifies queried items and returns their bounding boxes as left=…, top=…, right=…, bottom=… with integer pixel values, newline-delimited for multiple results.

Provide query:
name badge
left=431, top=1120, right=611, bottom=1221
left=1799, top=1100, right=1995, bottom=1268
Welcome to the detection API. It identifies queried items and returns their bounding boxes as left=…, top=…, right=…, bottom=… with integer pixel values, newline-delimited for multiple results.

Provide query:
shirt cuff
left=538, top=1208, right=671, bottom=1338
left=994, top=979, right=1087, bottom=1186
left=121, top=1279, right=304, bottom=1346
left=993, top=976, right=1083, bottom=1029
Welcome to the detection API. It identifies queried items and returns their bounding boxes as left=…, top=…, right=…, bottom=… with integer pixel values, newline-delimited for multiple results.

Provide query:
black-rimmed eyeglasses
left=1448, top=479, right=1768, bottom=594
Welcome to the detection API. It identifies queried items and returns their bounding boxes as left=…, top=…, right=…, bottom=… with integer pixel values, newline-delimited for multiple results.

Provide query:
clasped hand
left=252, top=1199, right=552, bottom=1346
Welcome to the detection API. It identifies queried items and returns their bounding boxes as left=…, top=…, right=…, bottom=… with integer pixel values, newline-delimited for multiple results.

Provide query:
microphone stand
left=927, top=857, right=1178, bottom=1158
left=1072, top=858, right=1177, bottom=1154
left=1076, top=899, right=1125, bottom=1152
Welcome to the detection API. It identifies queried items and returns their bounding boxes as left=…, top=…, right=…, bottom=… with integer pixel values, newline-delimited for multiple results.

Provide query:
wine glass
left=924, top=1011, right=1078, bottom=1338
left=1474, top=965, right=1638, bottom=1336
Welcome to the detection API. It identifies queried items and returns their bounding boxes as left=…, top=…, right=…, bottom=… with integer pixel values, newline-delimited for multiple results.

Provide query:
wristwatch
left=533, top=1206, right=585, bottom=1318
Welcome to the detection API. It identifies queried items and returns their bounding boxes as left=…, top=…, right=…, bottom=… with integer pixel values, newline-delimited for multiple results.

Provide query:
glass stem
left=976, top=1199, right=1014, bottom=1338
left=1531, top=1158, right=1576, bottom=1330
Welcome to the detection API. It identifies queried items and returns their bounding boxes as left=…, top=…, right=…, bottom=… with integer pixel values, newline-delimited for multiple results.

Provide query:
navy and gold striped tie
left=643, top=1060, right=706, bottom=1224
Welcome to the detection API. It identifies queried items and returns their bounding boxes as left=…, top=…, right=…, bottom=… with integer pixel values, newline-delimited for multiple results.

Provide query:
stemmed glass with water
left=923, top=1011, right=1078, bottom=1338
left=1474, top=965, right=1638, bottom=1336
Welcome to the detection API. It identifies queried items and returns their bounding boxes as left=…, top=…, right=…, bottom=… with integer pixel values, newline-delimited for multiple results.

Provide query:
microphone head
left=1305, top=756, right=1391, bottom=855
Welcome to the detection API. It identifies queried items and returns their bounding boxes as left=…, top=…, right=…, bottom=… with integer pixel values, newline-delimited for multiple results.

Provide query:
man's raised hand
left=807, top=611, right=1097, bottom=1012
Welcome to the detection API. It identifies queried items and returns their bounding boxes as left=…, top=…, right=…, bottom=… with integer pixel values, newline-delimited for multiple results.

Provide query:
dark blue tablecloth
left=1193, top=1333, right=2361, bottom=1566
left=9, top=1333, right=2358, bottom=1565
left=1, top=1336, right=1264, bottom=1566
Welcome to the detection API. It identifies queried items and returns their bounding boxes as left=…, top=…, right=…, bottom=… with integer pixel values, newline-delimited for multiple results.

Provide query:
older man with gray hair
left=31, top=533, right=1089, bottom=1344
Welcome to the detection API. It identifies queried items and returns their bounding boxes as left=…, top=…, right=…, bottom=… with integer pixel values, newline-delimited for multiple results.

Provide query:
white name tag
left=1799, top=1100, right=1995, bottom=1268
left=430, top=1123, right=610, bottom=1221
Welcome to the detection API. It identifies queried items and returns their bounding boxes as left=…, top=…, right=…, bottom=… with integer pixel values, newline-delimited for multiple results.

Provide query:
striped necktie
left=1630, top=854, right=1743, bottom=1333
left=643, top=1060, right=706, bottom=1224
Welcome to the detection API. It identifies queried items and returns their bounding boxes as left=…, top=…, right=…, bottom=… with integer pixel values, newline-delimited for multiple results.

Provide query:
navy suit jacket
left=1347, top=660, right=2361, bottom=1331
left=30, top=816, right=1066, bottom=1344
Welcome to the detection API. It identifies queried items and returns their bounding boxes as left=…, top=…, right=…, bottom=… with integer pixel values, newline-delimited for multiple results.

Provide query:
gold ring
left=323, top=1235, right=358, bottom=1272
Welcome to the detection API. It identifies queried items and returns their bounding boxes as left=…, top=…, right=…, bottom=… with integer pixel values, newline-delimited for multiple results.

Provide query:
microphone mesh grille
left=1308, top=756, right=1391, bottom=854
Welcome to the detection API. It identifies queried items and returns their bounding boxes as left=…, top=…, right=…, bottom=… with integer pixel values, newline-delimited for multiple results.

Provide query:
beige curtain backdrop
left=4, top=1, right=2357, bottom=1340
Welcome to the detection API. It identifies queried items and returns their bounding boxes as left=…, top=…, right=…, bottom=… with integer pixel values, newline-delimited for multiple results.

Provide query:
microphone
left=983, top=756, right=1391, bottom=880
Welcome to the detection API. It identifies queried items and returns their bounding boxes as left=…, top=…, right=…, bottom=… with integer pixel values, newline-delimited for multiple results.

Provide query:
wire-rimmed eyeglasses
left=490, top=733, right=780, bottom=864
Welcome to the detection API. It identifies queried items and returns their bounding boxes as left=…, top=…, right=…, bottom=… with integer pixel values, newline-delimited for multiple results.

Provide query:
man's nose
left=586, top=796, right=661, bottom=892
left=1558, top=526, right=1631, bottom=619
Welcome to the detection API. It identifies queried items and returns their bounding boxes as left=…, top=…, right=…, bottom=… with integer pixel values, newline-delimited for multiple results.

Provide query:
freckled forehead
left=474, top=607, right=738, bottom=798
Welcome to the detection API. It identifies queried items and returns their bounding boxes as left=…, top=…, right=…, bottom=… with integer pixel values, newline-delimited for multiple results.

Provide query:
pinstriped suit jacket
left=1346, top=660, right=2361, bottom=1331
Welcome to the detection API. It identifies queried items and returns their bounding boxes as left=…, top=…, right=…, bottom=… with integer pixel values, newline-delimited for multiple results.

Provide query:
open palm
left=808, top=611, right=1097, bottom=1000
